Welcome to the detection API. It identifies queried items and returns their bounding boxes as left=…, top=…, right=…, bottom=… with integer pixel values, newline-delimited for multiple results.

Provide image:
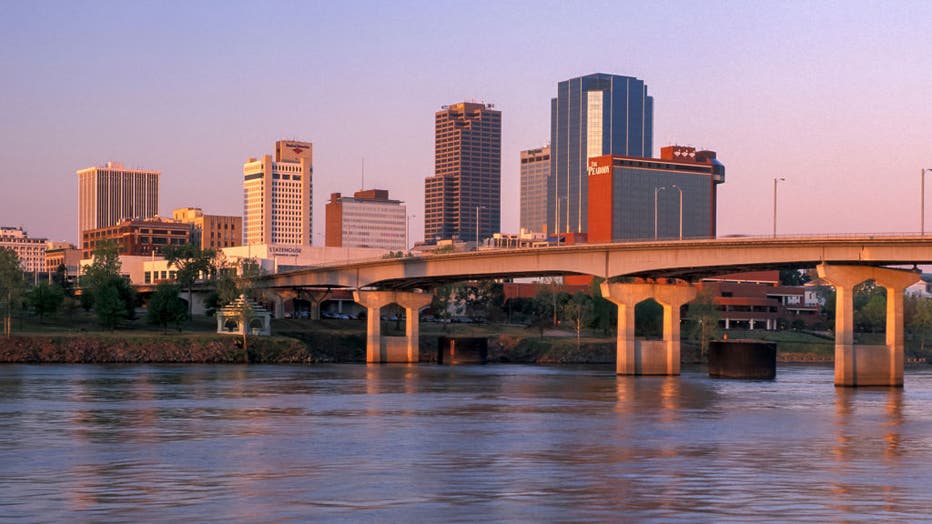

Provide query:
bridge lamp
left=922, top=169, right=932, bottom=236
left=475, top=206, right=487, bottom=250
left=654, top=186, right=666, bottom=240
left=671, top=184, right=684, bottom=240
left=773, top=177, right=787, bottom=238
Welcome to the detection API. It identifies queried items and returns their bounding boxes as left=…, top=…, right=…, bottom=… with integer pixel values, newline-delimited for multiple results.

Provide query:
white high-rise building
left=243, top=140, right=313, bottom=246
left=325, top=190, right=406, bottom=250
left=76, top=161, right=160, bottom=239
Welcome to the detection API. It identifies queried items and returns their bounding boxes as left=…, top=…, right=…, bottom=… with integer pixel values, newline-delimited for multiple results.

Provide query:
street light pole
left=653, top=186, right=666, bottom=240
left=475, top=206, right=486, bottom=250
left=773, top=177, right=786, bottom=238
left=672, top=184, right=683, bottom=240
left=922, top=168, right=932, bottom=236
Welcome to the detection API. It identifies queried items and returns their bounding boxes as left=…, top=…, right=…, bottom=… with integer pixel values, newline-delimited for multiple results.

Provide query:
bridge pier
left=601, top=281, right=698, bottom=376
left=353, top=290, right=433, bottom=364
left=816, top=264, right=919, bottom=387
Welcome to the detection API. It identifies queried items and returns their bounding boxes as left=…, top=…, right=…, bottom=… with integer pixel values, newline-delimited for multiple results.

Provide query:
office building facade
left=325, top=189, right=406, bottom=250
left=519, top=146, right=551, bottom=235
left=76, top=161, right=160, bottom=239
left=0, top=227, right=47, bottom=274
left=173, top=207, right=242, bottom=250
left=587, top=146, right=725, bottom=242
left=549, top=73, right=653, bottom=235
left=424, top=102, right=501, bottom=244
left=243, top=140, right=313, bottom=246
left=81, top=217, right=192, bottom=259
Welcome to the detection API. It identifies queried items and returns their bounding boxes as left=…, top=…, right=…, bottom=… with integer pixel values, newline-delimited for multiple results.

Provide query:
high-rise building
left=549, top=73, right=653, bottom=235
left=325, top=189, right=406, bottom=250
left=424, top=102, right=501, bottom=244
left=172, top=207, right=242, bottom=250
left=0, top=227, right=47, bottom=274
left=243, top=140, right=313, bottom=246
left=586, top=145, right=725, bottom=243
left=76, top=161, right=160, bottom=239
left=519, top=145, right=551, bottom=235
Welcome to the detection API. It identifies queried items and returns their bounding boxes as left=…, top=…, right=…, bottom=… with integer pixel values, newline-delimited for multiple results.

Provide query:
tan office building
left=173, top=207, right=242, bottom=250
left=325, top=189, right=406, bottom=250
left=76, top=161, right=160, bottom=239
left=243, top=140, right=313, bottom=246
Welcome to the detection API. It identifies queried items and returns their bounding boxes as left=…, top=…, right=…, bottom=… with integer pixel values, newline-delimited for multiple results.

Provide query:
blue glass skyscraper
left=548, top=73, right=653, bottom=235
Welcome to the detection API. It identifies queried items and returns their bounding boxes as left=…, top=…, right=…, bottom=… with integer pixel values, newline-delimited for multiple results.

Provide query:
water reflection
left=1, top=364, right=932, bottom=522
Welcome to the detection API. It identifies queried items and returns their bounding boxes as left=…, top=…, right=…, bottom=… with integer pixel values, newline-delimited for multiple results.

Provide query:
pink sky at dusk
left=1, top=1, right=931, bottom=244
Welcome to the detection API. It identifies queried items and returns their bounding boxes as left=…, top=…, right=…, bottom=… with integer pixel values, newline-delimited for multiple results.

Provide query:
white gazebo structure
left=217, top=295, right=272, bottom=336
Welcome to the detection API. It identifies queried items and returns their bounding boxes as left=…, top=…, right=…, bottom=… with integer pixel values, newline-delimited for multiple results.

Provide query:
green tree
left=0, top=248, right=26, bottom=336
left=686, top=289, right=720, bottom=359
left=164, top=244, right=216, bottom=318
left=214, top=257, right=263, bottom=357
left=635, top=300, right=663, bottom=338
left=27, top=282, right=65, bottom=322
left=588, top=277, right=614, bottom=335
left=147, top=283, right=188, bottom=332
left=906, top=296, right=932, bottom=354
left=780, top=269, right=812, bottom=286
left=527, top=286, right=556, bottom=337
left=562, top=291, right=593, bottom=351
left=81, top=241, right=136, bottom=329
left=853, top=281, right=885, bottom=333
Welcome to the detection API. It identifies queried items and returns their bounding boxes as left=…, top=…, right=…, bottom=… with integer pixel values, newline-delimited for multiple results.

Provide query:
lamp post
left=671, top=184, right=683, bottom=240
left=773, top=177, right=786, bottom=238
left=555, top=197, right=567, bottom=246
left=405, top=213, right=415, bottom=252
left=653, top=186, right=666, bottom=240
left=922, top=169, right=932, bottom=236
left=475, top=206, right=486, bottom=250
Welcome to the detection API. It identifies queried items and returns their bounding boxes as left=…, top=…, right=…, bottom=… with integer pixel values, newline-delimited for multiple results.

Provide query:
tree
left=147, top=283, right=188, bottom=332
left=588, top=277, right=614, bottom=335
left=27, top=282, right=65, bottom=322
left=214, top=257, right=263, bottom=357
left=906, top=296, right=932, bottom=354
left=0, top=248, right=26, bottom=336
left=164, top=244, right=215, bottom=318
left=562, top=291, right=593, bottom=351
left=780, top=269, right=812, bottom=286
left=853, top=280, right=885, bottom=333
left=81, top=241, right=137, bottom=329
left=686, top=289, right=720, bottom=359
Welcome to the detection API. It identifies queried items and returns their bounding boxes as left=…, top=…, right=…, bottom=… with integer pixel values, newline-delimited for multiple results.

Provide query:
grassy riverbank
left=3, top=313, right=930, bottom=364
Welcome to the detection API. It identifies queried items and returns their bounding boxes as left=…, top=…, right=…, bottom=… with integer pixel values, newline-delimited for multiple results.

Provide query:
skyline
left=2, top=1, right=931, bottom=244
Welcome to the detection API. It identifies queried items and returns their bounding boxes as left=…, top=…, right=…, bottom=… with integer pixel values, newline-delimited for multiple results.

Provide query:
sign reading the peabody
left=586, top=156, right=612, bottom=177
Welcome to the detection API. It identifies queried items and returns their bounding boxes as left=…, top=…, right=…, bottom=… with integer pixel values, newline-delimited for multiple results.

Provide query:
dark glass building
left=424, top=102, right=501, bottom=244
left=549, top=73, right=653, bottom=235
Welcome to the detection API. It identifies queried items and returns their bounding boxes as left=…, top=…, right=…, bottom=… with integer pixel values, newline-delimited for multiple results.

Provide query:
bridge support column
left=301, top=290, right=330, bottom=320
left=272, top=289, right=296, bottom=319
left=602, top=281, right=698, bottom=375
left=817, top=264, right=920, bottom=387
left=353, top=290, right=432, bottom=364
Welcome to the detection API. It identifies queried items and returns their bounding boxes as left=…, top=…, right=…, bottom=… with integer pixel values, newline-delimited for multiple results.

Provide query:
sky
left=2, top=0, right=931, bottom=245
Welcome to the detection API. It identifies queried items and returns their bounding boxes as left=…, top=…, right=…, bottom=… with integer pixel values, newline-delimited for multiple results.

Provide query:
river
left=1, top=363, right=931, bottom=522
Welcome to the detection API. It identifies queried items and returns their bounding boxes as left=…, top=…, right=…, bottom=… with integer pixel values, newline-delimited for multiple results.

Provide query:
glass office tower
left=548, top=73, right=653, bottom=235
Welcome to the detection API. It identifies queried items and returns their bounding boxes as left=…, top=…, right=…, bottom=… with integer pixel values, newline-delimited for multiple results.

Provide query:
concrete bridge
left=259, top=234, right=932, bottom=387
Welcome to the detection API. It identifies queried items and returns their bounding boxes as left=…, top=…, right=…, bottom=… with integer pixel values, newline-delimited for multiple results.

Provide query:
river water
left=1, top=363, right=932, bottom=522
